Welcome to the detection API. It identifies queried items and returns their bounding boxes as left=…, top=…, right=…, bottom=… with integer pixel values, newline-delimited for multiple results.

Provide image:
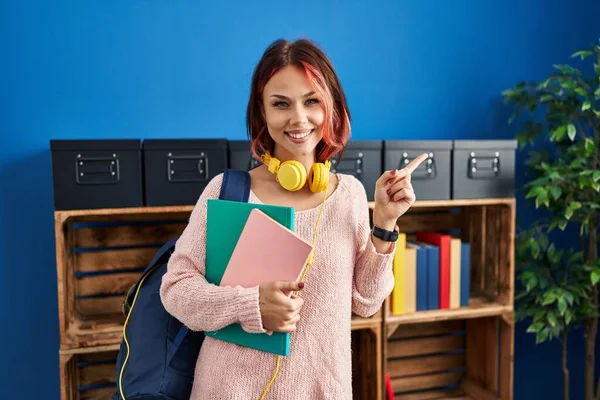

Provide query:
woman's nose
left=289, top=104, right=309, bottom=125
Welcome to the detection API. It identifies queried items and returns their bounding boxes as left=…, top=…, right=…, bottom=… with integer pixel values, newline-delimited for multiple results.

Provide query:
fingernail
left=387, top=189, right=392, bottom=196
left=298, top=282, right=305, bottom=289
left=391, top=170, right=397, bottom=175
left=386, top=179, right=394, bottom=185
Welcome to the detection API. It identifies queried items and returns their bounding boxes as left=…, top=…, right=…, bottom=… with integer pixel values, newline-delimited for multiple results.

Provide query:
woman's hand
left=258, top=281, right=305, bottom=334
left=372, top=153, right=429, bottom=230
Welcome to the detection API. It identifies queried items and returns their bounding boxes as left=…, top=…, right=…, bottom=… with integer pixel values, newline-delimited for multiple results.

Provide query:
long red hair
left=246, top=39, right=351, bottom=163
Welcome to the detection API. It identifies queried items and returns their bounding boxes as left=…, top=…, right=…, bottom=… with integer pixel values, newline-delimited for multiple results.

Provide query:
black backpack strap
left=219, top=168, right=250, bottom=202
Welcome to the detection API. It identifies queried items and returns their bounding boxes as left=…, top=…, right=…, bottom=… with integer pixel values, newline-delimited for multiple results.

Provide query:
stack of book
left=389, top=231, right=471, bottom=315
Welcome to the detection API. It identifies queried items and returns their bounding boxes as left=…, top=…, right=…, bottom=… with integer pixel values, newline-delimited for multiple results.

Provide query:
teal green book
left=205, top=199, right=295, bottom=356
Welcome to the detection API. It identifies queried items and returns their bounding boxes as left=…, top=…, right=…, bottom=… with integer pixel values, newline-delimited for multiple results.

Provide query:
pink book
left=220, top=208, right=314, bottom=296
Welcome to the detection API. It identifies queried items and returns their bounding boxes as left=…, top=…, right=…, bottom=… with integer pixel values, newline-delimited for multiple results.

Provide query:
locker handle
left=468, top=152, right=500, bottom=179
left=75, top=155, right=120, bottom=185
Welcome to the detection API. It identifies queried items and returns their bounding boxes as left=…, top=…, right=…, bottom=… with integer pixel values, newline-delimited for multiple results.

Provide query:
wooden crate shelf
left=55, top=197, right=515, bottom=400
left=379, top=198, right=515, bottom=400
left=59, top=348, right=119, bottom=400
left=384, top=317, right=513, bottom=400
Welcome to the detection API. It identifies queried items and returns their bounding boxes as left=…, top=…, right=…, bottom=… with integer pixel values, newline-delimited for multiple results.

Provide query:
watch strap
left=372, top=224, right=399, bottom=242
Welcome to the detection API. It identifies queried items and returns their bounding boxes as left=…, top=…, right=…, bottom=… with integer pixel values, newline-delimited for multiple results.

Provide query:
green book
left=205, top=198, right=295, bottom=356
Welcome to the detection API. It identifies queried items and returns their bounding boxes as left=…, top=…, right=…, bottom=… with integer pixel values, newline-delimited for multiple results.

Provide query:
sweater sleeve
left=159, top=173, right=266, bottom=334
left=350, top=178, right=395, bottom=318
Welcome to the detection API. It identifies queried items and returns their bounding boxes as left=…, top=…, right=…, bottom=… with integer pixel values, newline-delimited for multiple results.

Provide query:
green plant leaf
left=563, top=291, right=574, bottom=306
left=571, top=50, right=594, bottom=60
left=592, top=271, right=600, bottom=285
left=575, top=87, right=588, bottom=97
left=592, top=269, right=600, bottom=285
left=565, top=309, right=573, bottom=325
left=537, top=328, right=549, bottom=344
left=585, top=138, right=595, bottom=153
left=550, top=186, right=562, bottom=200
left=550, top=125, right=567, bottom=141
left=582, top=101, right=592, bottom=111
left=567, top=124, right=576, bottom=140
left=558, top=297, right=567, bottom=315
left=527, top=322, right=544, bottom=333
left=526, top=186, right=544, bottom=199
left=593, top=171, right=600, bottom=182
left=542, top=291, right=557, bottom=305
left=547, top=312, right=558, bottom=327
left=570, top=201, right=582, bottom=210
left=565, top=207, right=573, bottom=220
left=559, top=219, right=568, bottom=231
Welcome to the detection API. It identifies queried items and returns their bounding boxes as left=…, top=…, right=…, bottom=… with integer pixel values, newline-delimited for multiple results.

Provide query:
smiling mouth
left=285, top=129, right=314, bottom=140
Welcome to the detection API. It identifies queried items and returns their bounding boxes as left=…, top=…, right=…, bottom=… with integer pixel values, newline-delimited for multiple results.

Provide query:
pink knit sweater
left=160, top=172, right=395, bottom=399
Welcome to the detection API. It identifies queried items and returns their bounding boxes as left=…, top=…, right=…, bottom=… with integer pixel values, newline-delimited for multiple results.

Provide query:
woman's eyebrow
left=270, top=91, right=316, bottom=100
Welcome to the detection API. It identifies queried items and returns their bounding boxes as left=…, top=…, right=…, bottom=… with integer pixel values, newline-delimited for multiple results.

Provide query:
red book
left=416, top=231, right=451, bottom=309
left=385, top=372, right=394, bottom=400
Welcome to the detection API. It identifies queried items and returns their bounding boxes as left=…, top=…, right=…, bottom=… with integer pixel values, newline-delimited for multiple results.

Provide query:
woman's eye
left=272, top=101, right=289, bottom=108
left=306, top=98, right=319, bottom=106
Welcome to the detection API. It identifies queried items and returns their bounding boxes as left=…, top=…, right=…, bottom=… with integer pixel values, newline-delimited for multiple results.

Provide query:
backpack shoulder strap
left=219, top=168, right=250, bottom=202
left=123, top=169, right=251, bottom=316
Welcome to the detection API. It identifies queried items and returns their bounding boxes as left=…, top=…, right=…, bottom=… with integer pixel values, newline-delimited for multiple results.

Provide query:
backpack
left=112, top=168, right=251, bottom=400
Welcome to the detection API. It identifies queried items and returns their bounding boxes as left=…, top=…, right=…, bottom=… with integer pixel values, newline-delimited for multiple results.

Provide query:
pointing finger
left=402, top=153, right=429, bottom=175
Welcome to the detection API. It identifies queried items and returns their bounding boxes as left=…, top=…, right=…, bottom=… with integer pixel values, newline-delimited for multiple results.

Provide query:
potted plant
left=502, top=39, right=600, bottom=400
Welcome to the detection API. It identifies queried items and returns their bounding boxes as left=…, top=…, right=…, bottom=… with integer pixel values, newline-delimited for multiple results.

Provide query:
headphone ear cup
left=308, top=163, right=329, bottom=193
left=277, top=161, right=306, bottom=191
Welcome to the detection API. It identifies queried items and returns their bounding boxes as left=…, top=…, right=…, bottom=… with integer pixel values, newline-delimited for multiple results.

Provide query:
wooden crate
left=59, top=328, right=380, bottom=400
left=54, top=206, right=193, bottom=350
left=352, top=323, right=383, bottom=400
left=55, top=205, right=383, bottom=350
left=384, top=317, right=513, bottom=400
left=376, top=198, right=516, bottom=400
left=59, top=346, right=119, bottom=400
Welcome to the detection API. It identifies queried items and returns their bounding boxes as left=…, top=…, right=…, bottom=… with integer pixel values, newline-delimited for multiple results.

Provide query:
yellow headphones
left=261, top=151, right=331, bottom=193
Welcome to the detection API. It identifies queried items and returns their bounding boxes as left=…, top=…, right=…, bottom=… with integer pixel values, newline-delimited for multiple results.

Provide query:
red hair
left=246, top=39, right=351, bottom=163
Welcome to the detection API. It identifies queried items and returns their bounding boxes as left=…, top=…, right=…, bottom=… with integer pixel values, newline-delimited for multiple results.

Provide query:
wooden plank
left=74, top=223, right=186, bottom=248
left=59, top=353, right=75, bottom=400
left=500, top=314, right=514, bottom=400
left=388, top=335, right=465, bottom=359
left=80, top=386, right=117, bottom=400
left=388, top=353, right=465, bottom=378
left=485, top=318, right=499, bottom=393
left=461, top=377, right=498, bottom=400
left=498, top=203, right=516, bottom=306
left=54, top=199, right=514, bottom=222
left=76, top=295, right=125, bottom=317
left=55, top=205, right=194, bottom=219
left=397, top=212, right=463, bottom=233
left=79, top=362, right=116, bottom=386
left=391, top=320, right=464, bottom=339
left=79, top=351, right=119, bottom=363
left=76, top=272, right=140, bottom=297
left=76, top=247, right=157, bottom=272
left=485, top=207, right=500, bottom=297
left=394, top=388, right=465, bottom=400
left=369, top=198, right=515, bottom=210
left=466, top=317, right=498, bottom=393
left=385, top=298, right=509, bottom=325
left=392, top=371, right=463, bottom=393
left=60, top=344, right=121, bottom=355
left=55, top=215, right=70, bottom=351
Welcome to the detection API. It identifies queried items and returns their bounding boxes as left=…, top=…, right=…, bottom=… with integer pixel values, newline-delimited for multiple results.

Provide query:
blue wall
left=1, top=1, right=599, bottom=399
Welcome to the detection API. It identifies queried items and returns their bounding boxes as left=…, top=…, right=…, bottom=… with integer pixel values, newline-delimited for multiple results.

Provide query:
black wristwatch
left=372, top=224, right=399, bottom=242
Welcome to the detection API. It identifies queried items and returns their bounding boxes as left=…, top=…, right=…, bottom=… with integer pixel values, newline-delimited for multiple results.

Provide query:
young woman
left=160, top=38, right=427, bottom=399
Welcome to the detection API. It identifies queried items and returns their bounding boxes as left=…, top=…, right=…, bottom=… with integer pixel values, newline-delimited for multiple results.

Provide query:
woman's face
left=262, top=65, right=325, bottom=160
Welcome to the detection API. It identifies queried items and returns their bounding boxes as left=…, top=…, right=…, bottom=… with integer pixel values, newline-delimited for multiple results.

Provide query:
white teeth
left=287, top=130, right=312, bottom=139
